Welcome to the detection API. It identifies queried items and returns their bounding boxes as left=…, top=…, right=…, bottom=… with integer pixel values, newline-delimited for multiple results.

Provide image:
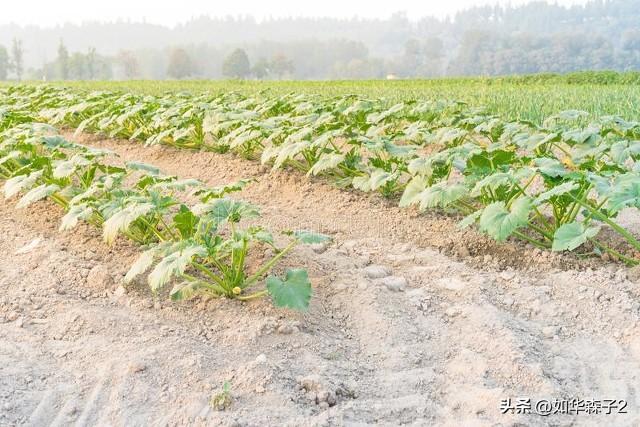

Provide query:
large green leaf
left=307, top=153, right=345, bottom=176
left=172, top=205, right=199, bottom=239
left=4, top=170, right=43, bottom=199
left=293, top=230, right=330, bottom=244
left=148, top=244, right=207, bottom=291
left=399, top=176, right=426, bottom=207
left=479, top=198, right=531, bottom=241
left=418, top=183, right=466, bottom=210
left=267, top=268, right=312, bottom=311
left=103, top=202, right=155, bottom=244
left=16, top=184, right=60, bottom=208
left=59, top=204, right=93, bottom=231
left=534, top=157, right=567, bottom=178
left=193, top=198, right=259, bottom=224
left=552, top=222, right=600, bottom=251
left=533, top=182, right=579, bottom=206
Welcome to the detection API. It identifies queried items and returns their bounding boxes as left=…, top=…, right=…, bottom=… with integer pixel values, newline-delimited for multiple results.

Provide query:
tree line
left=0, top=0, right=639, bottom=80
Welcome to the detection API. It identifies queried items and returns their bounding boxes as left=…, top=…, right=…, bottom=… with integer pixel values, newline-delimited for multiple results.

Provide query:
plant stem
left=245, top=239, right=297, bottom=286
left=569, top=195, right=640, bottom=251
left=237, top=290, right=268, bottom=301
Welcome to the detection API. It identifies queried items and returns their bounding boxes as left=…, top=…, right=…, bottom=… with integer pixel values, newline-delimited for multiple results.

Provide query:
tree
left=167, top=47, right=194, bottom=79
left=0, top=45, right=9, bottom=80
left=117, top=50, right=139, bottom=79
left=270, top=54, right=294, bottom=79
left=222, top=48, right=250, bottom=79
left=252, top=57, right=270, bottom=79
left=86, top=47, right=97, bottom=80
left=57, top=40, right=70, bottom=80
left=68, top=53, right=87, bottom=79
left=11, top=38, right=23, bottom=81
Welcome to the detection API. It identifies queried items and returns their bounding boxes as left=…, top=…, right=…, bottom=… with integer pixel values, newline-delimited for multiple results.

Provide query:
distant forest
left=0, top=0, right=639, bottom=80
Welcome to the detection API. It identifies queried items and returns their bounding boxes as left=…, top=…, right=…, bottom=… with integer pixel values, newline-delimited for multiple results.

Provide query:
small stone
left=310, top=243, right=328, bottom=254
left=316, top=390, right=329, bottom=402
left=15, top=317, right=24, bottom=328
left=326, top=391, right=337, bottom=406
left=357, top=282, right=368, bottom=290
left=86, top=265, right=113, bottom=288
left=114, top=286, right=127, bottom=297
left=277, top=324, right=298, bottom=335
left=255, top=385, right=265, bottom=393
left=502, top=296, right=515, bottom=307
left=628, top=266, right=640, bottom=283
left=363, top=265, right=392, bottom=279
left=255, top=354, right=267, bottom=364
left=380, top=276, right=407, bottom=292
left=542, top=326, right=558, bottom=338
left=6, top=311, right=18, bottom=322
left=333, top=282, right=348, bottom=291
left=435, top=277, right=466, bottom=292
left=499, top=271, right=516, bottom=281
left=298, top=375, right=322, bottom=392
left=445, top=307, right=460, bottom=317
left=128, top=362, right=146, bottom=373
left=456, top=245, right=470, bottom=258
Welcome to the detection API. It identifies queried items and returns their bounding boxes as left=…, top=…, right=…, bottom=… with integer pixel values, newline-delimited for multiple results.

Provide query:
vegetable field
left=1, top=81, right=640, bottom=426
left=3, top=84, right=640, bottom=265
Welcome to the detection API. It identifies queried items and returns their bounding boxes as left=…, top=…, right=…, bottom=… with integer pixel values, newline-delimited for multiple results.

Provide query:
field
left=1, top=77, right=640, bottom=426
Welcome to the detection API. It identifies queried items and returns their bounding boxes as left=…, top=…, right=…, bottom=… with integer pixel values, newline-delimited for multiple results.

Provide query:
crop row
left=0, top=112, right=327, bottom=309
left=2, top=85, right=640, bottom=263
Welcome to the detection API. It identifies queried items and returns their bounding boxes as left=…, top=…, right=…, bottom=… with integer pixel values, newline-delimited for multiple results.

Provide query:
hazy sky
left=2, top=0, right=588, bottom=27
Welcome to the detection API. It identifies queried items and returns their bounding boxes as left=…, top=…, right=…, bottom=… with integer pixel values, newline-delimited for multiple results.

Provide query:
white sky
left=2, top=0, right=589, bottom=27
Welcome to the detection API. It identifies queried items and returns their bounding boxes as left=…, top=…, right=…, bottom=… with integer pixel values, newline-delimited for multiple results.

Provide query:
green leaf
left=126, top=161, right=161, bottom=176
left=103, top=202, right=155, bottom=245
left=533, top=182, right=579, bottom=206
left=267, top=268, right=312, bottom=311
left=4, top=170, right=43, bottom=199
left=399, top=176, right=426, bottom=207
left=307, top=153, right=345, bottom=176
left=148, top=244, right=207, bottom=291
left=458, top=210, right=482, bottom=229
left=293, top=230, right=330, bottom=244
left=124, top=243, right=178, bottom=284
left=173, top=205, right=199, bottom=239
left=552, top=222, right=600, bottom=251
left=16, top=184, right=60, bottom=208
left=193, top=198, right=260, bottom=224
left=479, top=198, right=531, bottom=241
left=170, top=281, right=216, bottom=301
left=59, top=204, right=93, bottom=231
left=534, top=157, right=567, bottom=178
left=608, top=177, right=640, bottom=212
left=418, top=183, right=466, bottom=209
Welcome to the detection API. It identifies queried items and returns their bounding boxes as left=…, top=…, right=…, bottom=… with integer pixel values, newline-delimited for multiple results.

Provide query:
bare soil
left=1, top=133, right=640, bottom=426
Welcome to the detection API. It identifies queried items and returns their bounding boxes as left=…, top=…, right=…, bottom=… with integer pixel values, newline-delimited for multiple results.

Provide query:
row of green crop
left=12, top=78, right=640, bottom=123
left=2, top=85, right=640, bottom=264
left=0, top=111, right=327, bottom=309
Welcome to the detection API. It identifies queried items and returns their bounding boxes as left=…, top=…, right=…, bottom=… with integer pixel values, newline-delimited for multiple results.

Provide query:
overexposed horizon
left=1, top=0, right=590, bottom=28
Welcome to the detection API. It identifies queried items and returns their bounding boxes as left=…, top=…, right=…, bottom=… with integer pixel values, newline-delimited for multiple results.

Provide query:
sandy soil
left=1, top=134, right=640, bottom=426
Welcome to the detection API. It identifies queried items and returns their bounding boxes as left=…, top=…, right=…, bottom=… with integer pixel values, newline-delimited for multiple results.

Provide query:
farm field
left=1, top=80, right=640, bottom=425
